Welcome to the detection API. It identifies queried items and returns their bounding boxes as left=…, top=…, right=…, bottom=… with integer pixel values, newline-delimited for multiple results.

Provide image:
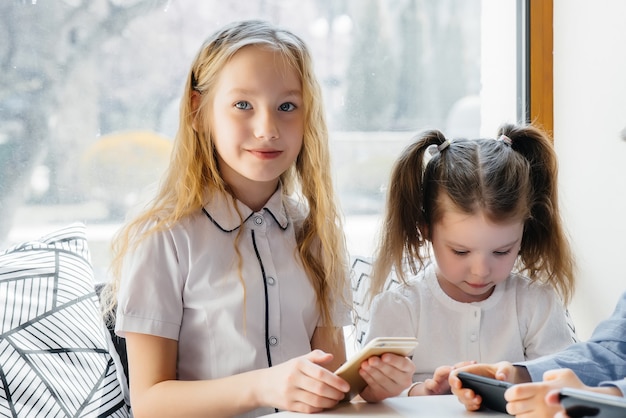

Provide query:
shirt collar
left=202, top=186, right=289, bottom=232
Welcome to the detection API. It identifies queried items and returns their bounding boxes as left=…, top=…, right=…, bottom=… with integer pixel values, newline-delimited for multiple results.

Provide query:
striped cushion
left=350, top=256, right=401, bottom=346
left=0, top=223, right=129, bottom=417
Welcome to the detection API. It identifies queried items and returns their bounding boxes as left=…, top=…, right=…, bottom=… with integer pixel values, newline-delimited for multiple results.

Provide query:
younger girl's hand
left=449, top=362, right=518, bottom=411
left=259, top=350, right=349, bottom=413
left=415, top=365, right=453, bottom=396
left=417, top=361, right=476, bottom=396
left=357, top=353, right=416, bottom=402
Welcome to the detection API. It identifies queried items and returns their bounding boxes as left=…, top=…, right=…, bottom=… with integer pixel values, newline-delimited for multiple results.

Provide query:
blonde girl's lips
left=249, top=149, right=282, bottom=160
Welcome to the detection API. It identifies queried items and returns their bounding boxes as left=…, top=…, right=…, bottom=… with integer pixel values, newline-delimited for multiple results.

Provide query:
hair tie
left=498, top=135, right=513, bottom=146
left=427, top=139, right=452, bottom=156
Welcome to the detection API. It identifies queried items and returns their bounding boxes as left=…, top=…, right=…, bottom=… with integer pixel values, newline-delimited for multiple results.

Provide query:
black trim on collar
left=202, top=205, right=290, bottom=232
left=262, top=207, right=289, bottom=231
left=201, top=207, right=255, bottom=233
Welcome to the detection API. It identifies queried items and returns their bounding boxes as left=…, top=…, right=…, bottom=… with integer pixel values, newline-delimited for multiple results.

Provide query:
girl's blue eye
left=494, top=250, right=512, bottom=256
left=235, top=101, right=251, bottom=110
left=278, top=102, right=296, bottom=112
left=452, top=250, right=468, bottom=256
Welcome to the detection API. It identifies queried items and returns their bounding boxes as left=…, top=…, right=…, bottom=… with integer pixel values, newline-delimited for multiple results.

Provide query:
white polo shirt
left=363, top=263, right=576, bottom=383
left=116, top=188, right=350, bottom=416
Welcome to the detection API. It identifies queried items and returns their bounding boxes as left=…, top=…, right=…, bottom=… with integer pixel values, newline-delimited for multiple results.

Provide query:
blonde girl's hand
left=357, top=353, right=416, bottom=402
left=503, top=368, right=586, bottom=417
left=449, top=361, right=519, bottom=411
left=258, top=349, right=349, bottom=413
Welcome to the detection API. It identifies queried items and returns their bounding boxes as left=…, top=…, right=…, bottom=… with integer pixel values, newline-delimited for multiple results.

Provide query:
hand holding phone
left=334, top=337, right=418, bottom=400
left=456, top=371, right=513, bottom=414
left=559, top=388, right=626, bottom=418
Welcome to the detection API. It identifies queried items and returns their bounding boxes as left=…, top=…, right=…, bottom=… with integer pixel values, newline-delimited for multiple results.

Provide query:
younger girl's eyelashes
left=233, top=101, right=298, bottom=111
left=451, top=249, right=513, bottom=256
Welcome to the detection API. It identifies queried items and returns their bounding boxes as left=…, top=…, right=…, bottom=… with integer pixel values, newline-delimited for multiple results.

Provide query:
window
left=1, top=0, right=519, bottom=279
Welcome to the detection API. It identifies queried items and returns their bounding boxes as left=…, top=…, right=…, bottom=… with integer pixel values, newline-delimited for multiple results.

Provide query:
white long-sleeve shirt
left=363, top=263, right=576, bottom=383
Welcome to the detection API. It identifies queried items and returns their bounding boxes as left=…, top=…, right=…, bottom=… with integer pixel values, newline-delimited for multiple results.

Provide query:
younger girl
left=101, top=20, right=414, bottom=418
left=363, top=124, right=577, bottom=397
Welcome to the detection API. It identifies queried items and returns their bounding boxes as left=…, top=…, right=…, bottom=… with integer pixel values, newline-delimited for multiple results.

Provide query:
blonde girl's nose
left=254, top=108, right=279, bottom=140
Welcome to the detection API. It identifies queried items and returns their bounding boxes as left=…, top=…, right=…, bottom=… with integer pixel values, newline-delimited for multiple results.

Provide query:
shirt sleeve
left=520, top=283, right=577, bottom=360
left=115, top=227, right=185, bottom=340
left=521, top=291, right=626, bottom=394
left=362, top=287, right=418, bottom=347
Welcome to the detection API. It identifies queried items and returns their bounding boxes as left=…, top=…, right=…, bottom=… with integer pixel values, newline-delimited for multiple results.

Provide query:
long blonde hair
left=101, top=20, right=348, bottom=329
left=370, top=123, right=575, bottom=305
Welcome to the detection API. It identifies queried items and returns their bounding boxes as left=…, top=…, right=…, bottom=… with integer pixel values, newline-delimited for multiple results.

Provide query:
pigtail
left=369, top=130, right=447, bottom=300
left=499, top=123, right=575, bottom=305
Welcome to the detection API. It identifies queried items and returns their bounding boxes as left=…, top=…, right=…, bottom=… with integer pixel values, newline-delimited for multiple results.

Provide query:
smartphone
left=559, top=388, right=626, bottom=418
left=334, top=337, right=418, bottom=400
left=456, top=371, right=513, bottom=414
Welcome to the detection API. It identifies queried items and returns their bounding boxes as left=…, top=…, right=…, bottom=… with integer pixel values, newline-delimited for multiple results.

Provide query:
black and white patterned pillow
left=0, top=223, right=129, bottom=417
left=350, top=256, right=401, bottom=346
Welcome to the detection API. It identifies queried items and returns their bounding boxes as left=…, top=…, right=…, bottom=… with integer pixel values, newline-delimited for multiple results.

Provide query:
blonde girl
left=101, top=20, right=414, bottom=418
left=364, top=123, right=576, bottom=397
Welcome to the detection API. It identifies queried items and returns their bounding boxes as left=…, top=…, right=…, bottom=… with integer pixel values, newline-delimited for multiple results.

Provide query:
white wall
left=554, top=0, right=626, bottom=339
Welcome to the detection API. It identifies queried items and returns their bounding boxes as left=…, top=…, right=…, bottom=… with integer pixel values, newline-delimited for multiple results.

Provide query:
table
left=261, top=395, right=509, bottom=417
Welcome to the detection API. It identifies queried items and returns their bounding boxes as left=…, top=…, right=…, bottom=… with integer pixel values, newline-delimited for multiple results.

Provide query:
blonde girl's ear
left=190, top=90, right=202, bottom=132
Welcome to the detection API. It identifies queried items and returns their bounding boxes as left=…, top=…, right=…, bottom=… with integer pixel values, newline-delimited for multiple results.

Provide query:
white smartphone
left=334, top=337, right=418, bottom=400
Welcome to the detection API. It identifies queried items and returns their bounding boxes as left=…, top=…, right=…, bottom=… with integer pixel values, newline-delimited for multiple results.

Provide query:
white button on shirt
left=116, top=188, right=350, bottom=418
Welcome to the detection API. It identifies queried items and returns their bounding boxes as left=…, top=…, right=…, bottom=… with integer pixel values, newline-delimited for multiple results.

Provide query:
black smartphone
left=456, top=371, right=513, bottom=414
left=559, top=388, right=626, bottom=418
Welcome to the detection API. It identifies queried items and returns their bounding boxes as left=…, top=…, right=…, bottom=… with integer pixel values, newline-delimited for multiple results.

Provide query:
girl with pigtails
left=100, top=20, right=414, bottom=418
left=362, top=123, right=577, bottom=397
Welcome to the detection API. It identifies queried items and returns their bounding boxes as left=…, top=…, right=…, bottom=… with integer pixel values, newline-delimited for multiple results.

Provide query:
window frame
left=519, top=0, right=553, bottom=135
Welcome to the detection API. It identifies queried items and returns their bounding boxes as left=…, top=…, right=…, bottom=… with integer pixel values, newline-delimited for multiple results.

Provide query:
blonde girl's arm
left=311, top=326, right=347, bottom=372
left=126, top=332, right=350, bottom=417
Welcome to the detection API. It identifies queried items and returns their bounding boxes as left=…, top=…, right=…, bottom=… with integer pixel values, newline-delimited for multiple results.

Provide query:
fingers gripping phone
left=559, top=388, right=626, bottom=418
left=456, top=371, right=513, bottom=414
left=334, top=337, right=418, bottom=400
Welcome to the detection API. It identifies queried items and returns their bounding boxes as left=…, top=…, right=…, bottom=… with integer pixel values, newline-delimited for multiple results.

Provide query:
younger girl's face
left=430, top=204, right=524, bottom=303
left=210, top=45, right=304, bottom=202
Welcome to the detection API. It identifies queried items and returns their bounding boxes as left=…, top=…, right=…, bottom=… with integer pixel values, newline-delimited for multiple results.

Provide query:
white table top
left=261, top=395, right=509, bottom=417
